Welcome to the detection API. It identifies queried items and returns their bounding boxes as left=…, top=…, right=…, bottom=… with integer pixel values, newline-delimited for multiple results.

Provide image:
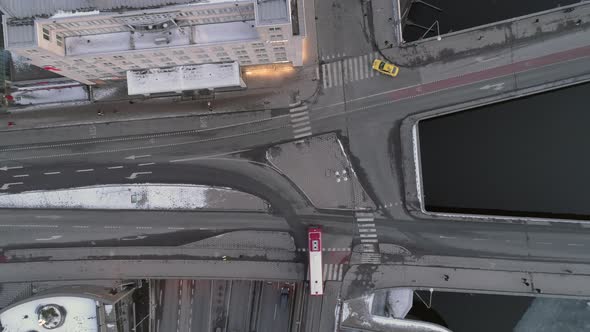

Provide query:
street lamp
left=420, top=20, right=441, bottom=41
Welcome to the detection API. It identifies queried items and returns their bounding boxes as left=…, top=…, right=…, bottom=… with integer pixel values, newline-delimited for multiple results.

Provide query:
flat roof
left=127, top=62, right=241, bottom=95
left=255, top=0, right=290, bottom=25
left=0, top=296, right=98, bottom=332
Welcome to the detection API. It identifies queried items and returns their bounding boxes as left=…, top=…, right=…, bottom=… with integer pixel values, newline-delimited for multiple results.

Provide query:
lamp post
left=420, top=20, right=441, bottom=41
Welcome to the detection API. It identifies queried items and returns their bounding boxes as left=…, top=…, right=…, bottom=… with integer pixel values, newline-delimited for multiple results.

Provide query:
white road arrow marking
left=125, top=172, right=152, bottom=180
left=125, top=155, right=151, bottom=160
left=0, top=182, right=23, bottom=190
left=480, top=83, right=505, bottom=91
left=35, top=215, right=62, bottom=220
left=121, top=235, right=148, bottom=241
left=0, top=166, right=23, bottom=171
left=35, top=235, right=62, bottom=241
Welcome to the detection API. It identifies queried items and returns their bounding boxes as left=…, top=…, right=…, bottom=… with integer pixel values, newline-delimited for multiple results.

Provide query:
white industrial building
left=0, top=0, right=305, bottom=94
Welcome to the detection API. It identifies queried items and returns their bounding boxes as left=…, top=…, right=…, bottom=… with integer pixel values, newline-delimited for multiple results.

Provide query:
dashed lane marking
left=138, top=163, right=156, bottom=167
left=107, top=166, right=124, bottom=169
left=0, top=165, right=23, bottom=171
left=296, top=248, right=351, bottom=252
left=43, top=172, right=61, bottom=175
left=75, top=169, right=94, bottom=173
left=3, top=123, right=289, bottom=161
left=12, top=174, right=29, bottom=178
left=0, top=224, right=58, bottom=228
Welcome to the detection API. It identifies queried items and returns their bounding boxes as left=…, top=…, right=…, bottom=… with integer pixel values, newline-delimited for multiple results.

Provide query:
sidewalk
left=0, top=64, right=319, bottom=130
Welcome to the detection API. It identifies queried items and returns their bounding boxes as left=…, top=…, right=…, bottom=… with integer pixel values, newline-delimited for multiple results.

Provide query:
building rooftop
left=255, top=0, right=290, bottom=25
left=0, top=0, right=204, bottom=18
left=0, top=296, right=98, bottom=332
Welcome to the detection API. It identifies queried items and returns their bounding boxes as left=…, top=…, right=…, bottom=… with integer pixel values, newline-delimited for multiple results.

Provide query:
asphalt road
left=155, top=279, right=291, bottom=332
left=1, top=5, right=590, bottom=331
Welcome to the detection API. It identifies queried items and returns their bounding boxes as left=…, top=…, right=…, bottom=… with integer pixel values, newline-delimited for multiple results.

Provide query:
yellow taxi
left=372, top=59, right=400, bottom=77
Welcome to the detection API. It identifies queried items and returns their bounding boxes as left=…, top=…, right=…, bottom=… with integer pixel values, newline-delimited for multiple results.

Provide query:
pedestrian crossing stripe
left=289, top=104, right=312, bottom=140
left=321, top=52, right=380, bottom=89
left=305, top=263, right=345, bottom=281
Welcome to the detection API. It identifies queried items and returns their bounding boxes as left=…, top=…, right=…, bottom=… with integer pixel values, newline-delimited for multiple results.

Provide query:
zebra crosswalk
left=289, top=104, right=312, bottom=140
left=305, top=263, right=345, bottom=281
left=324, top=263, right=345, bottom=281
left=356, top=211, right=381, bottom=264
left=321, top=52, right=379, bottom=89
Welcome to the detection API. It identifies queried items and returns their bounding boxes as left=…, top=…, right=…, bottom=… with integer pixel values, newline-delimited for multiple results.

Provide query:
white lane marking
left=76, top=169, right=94, bottom=173
left=0, top=182, right=24, bottom=190
left=138, top=162, right=156, bottom=167
left=0, top=224, right=58, bottom=228
left=294, top=132, right=312, bottom=139
left=289, top=111, right=308, bottom=118
left=168, top=227, right=185, bottom=230
left=0, top=166, right=23, bottom=171
left=35, top=215, right=61, bottom=220
left=360, top=234, right=377, bottom=238
left=290, top=115, right=310, bottom=123
left=536, top=242, right=553, bottom=245
left=125, top=171, right=152, bottom=180
left=44, top=172, right=61, bottom=175
left=125, top=154, right=151, bottom=160
left=104, top=226, right=121, bottom=229
left=35, top=235, right=62, bottom=241
left=107, top=166, right=124, bottom=169
left=293, top=126, right=312, bottom=133
left=136, top=226, right=153, bottom=229
left=479, top=82, right=505, bottom=91
left=567, top=243, right=584, bottom=247
left=4, top=120, right=285, bottom=162
left=292, top=121, right=310, bottom=128
left=290, top=106, right=308, bottom=112
left=12, top=174, right=29, bottom=178
left=361, top=238, right=378, bottom=243
left=72, top=225, right=90, bottom=228
left=356, top=217, right=374, bottom=222
left=358, top=228, right=377, bottom=233
left=357, top=223, right=375, bottom=228
left=337, top=264, right=344, bottom=281
left=439, top=235, right=456, bottom=240
left=168, top=149, right=250, bottom=163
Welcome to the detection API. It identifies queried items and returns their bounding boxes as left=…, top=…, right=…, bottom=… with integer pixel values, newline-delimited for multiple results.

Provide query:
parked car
left=280, top=285, right=290, bottom=308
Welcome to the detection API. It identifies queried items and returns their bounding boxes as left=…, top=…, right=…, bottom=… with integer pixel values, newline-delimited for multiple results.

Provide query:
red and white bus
left=308, top=226, right=324, bottom=296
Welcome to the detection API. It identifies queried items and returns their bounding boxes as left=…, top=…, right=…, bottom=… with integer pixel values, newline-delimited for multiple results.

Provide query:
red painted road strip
left=390, top=44, right=590, bottom=101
